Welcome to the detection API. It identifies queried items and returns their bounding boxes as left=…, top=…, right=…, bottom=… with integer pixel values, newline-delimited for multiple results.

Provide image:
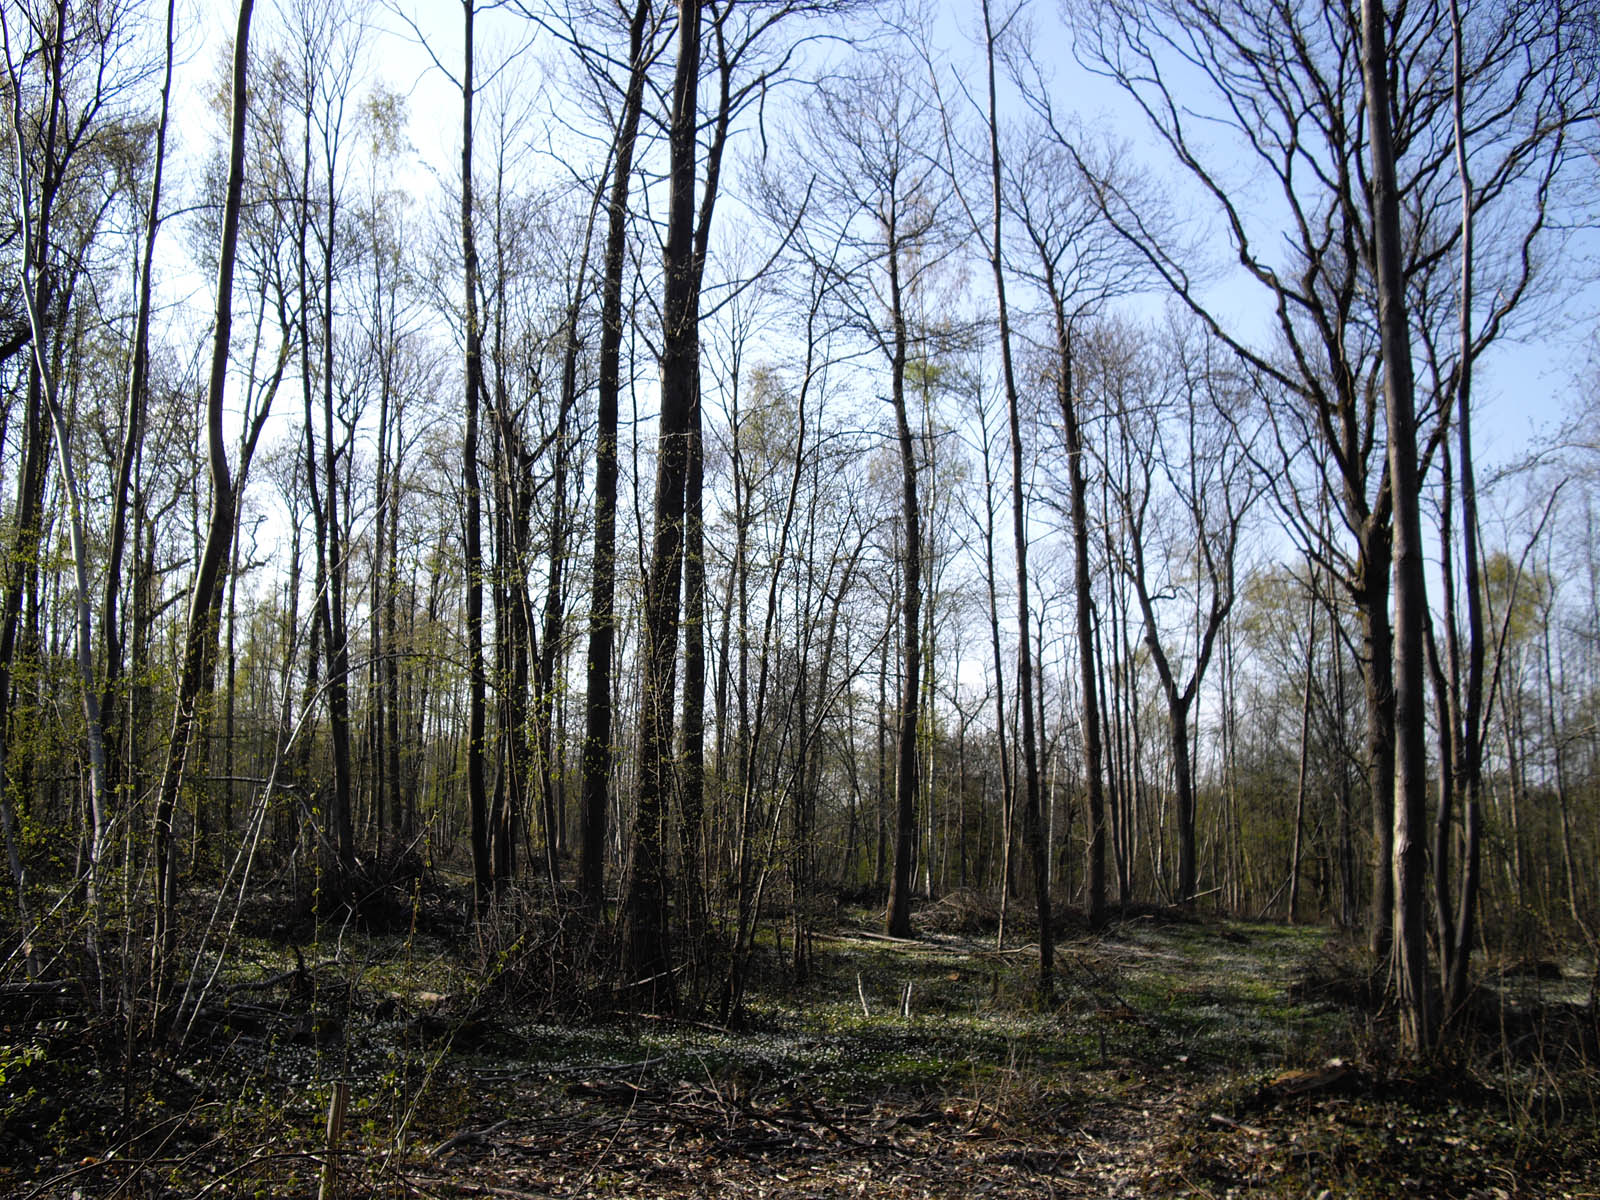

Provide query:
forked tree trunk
left=151, top=0, right=254, bottom=978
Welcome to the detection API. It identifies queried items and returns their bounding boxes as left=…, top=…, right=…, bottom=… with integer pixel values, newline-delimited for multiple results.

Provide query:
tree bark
left=1288, top=570, right=1316, bottom=923
left=884, top=244, right=922, bottom=940
left=461, top=0, right=490, bottom=910
left=578, top=0, right=653, bottom=918
left=151, top=0, right=254, bottom=976
left=1360, top=0, right=1434, bottom=1055
left=621, top=0, right=702, bottom=1012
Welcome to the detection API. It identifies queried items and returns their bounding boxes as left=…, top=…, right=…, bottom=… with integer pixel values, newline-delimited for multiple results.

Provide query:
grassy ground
left=2, top=895, right=1597, bottom=1197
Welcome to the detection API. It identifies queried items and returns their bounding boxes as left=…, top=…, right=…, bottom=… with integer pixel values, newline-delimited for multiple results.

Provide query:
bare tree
left=1359, top=0, right=1431, bottom=1053
left=620, top=0, right=703, bottom=1010
left=459, top=0, right=492, bottom=907
left=781, top=55, right=952, bottom=938
left=2, top=0, right=121, bottom=990
left=572, top=0, right=661, bottom=918
left=994, top=85, right=1148, bottom=926
left=620, top=0, right=856, bottom=1002
left=150, top=0, right=255, bottom=980
left=970, top=0, right=1051, bottom=993
left=1098, top=322, right=1256, bottom=905
left=1075, top=0, right=1582, bottom=969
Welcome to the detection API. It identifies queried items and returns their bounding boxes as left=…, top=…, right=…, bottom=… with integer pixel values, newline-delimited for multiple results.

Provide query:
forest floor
left=3, top=887, right=1599, bottom=1198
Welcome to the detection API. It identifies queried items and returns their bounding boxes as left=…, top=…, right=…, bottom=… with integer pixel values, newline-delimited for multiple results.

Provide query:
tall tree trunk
left=982, top=0, right=1050, bottom=992
left=1288, top=570, right=1317, bottom=923
left=101, top=0, right=175, bottom=773
left=461, top=0, right=490, bottom=910
left=1440, top=0, right=1486, bottom=1022
left=884, top=246, right=922, bottom=939
left=876, top=615, right=889, bottom=891
left=1361, top=0, right=1434, bottom=1055
left=622, top=0, right=701, bottom=1011
left=976, top=410, right=1013, bottom=946
left=578, top=0, right=652, bottom=917
left=321, top=114, right=353, bottom=880
left=679, top=368, right=708, bottom=980
left=8, top=37, right=114, bottom=994
left=674, top=0, right=743, bottom=992
left=371, top=320, right=393, bottom=850
left=385, top=436, right=404, bottom=838
left=1050, top=303, right=1106, bottom=928
left=151, top=0, right=253, bottom=976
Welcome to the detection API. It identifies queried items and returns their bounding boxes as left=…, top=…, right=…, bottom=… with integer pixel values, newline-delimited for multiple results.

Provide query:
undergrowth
left=1, top=886, right=1596, bottom=1197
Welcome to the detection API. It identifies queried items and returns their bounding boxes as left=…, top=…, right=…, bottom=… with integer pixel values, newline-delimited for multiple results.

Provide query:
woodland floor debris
left=2, top=900, right=1597, bottom=1198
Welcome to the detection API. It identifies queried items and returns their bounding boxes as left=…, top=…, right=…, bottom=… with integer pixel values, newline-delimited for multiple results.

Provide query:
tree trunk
left=977, top=411, right=1013, bottom=946
left=1054, top=319, right=1106, bottom=928
left=1439, top=0, right=1486, bottom=1023
left=884, top=250, right=922, bottom=940
left=101, top=0, right=175, bottom=775
left=9, top=54, right=115, bottom=996
left=321, top=118, right=354, bottom=881
left=151, top=0, right=253, bottom=976
left=1361, top=0, right=1434, bottom=1055
left=622, top=0, right=702, bottom=1011
left=679, top=362, right=709, bottom=979
left=981, top=0, right=1050, bottom=989
left=578, top=0, right=652, bottom=917
left=1288, top=572, right=1316, bottom=922
left=461, top=0, right=490, bottom=910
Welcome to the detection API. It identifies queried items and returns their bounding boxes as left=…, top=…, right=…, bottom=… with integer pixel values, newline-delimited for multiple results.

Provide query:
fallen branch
left=1208, top=1112, right=1267, bottom=1138
left=429, top=1119, right=511, bottom=1157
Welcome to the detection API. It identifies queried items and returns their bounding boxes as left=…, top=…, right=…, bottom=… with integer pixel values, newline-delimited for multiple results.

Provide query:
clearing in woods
left=3, top=895, right=1597, bottom=1197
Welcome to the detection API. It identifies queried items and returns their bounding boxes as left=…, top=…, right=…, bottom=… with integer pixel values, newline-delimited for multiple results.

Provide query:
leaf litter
left=4, top=905, right=1598, bottom=1197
